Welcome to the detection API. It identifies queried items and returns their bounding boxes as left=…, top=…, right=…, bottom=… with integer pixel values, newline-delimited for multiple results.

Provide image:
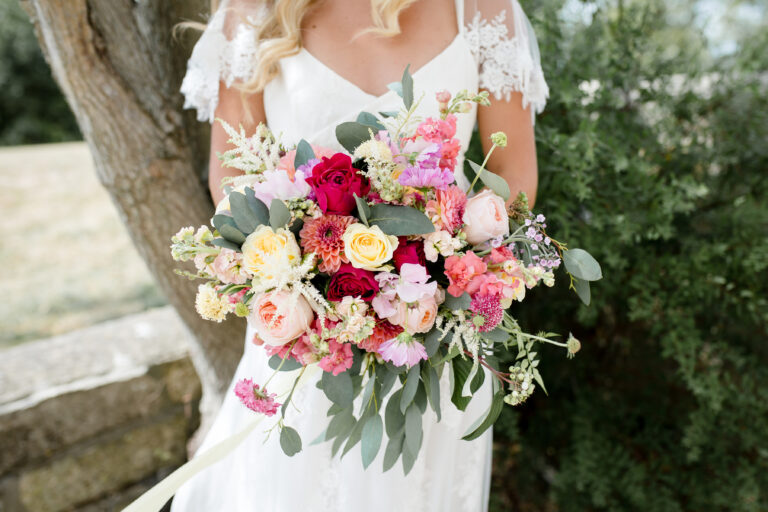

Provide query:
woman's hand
left=208, top=82, right=267, bottom=205
left=476, top=90, right=538, bottom=208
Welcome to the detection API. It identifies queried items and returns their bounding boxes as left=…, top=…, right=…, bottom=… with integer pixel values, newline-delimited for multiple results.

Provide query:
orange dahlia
left=425, top=185, right=466, bottom=234
left=299, top=214, right=355, bottom=273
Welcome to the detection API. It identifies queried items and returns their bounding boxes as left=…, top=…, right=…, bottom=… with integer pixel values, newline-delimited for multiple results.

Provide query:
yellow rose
left=342, top=223, right=398, bottom=271
left=242, top=225, right=301, bottom=282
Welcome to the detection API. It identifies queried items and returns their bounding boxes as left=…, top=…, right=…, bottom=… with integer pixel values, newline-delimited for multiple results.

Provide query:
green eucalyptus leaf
left=462, top=390, right=505, bottom=441
left=359, top=374, right=377, bottom=416
left=402, top=441, right=417, bottom=475
left=387, top=81, right=403, bottom=98
left=341, top=413, right=366, bottom=459
left=356, top=111, right=385, bottom=131
left=269, top=198, right=292, bottom=229
left=414, top=382, right=427, bottom=413
left=400, top=364, right=421, bottom=414
left=451, top=357, right=473, bottom=411
left=422, top=365, right=441, bottom=421
left=244, top=186, right=270, bottom=225
left=444, top=292, right=471, bottom=311
left=354, top=194, right=371, bottom=226
left=468, top=160, right=511, bottom=201
left=267, top=354, right=303, bottom=372
left=385, top=389, right=405, bottom=437
left=326, top=408, right=355, bottom=440
left=377, top=366, right=397, bottom=397
left=403, top=402, right=422, bottom=458
left=368, top=203, right=434, bottom=236
left=382, top=429, right=404, bottom=472
left=279, top=426, right=302, bottom=456
left=212, top=213, right=236, bottom=232
left=294, top=139, right=315, bottom=169
left=361, top=413, right=384, bottom=469
left=573, top=278, right=591, bottom=305
left=563, top=248, right=603, bottom=281
left=401, top=64, right=414, bottom=110
left=211, top=237, right=241, bottom=251
left=423, top=328, right=442, bottom=357
left=481, top=327, right=509, bottom=343
left=379, top=110, right=399, bottom=118
left=218, top=224, right=246, bottom=244
left=229, top=191, right=261, bottom=234
left=322, top=371, right=354, bottom=407
left=336, top=122, right=373, bottom=153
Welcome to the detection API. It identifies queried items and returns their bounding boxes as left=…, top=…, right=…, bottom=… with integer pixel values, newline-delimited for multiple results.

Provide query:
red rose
left=306, top=153, right=370, bottom=215
left=392, top=238, right=427, bottom=272
left=327, top=263, right=379, bottom=302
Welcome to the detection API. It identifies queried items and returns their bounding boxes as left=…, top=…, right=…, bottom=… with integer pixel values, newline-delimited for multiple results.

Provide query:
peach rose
left=462, top=189, right=510, bottom=245
left=388, top=296, right=438, bottom=334
left=249, top=291, right=314, bottom=346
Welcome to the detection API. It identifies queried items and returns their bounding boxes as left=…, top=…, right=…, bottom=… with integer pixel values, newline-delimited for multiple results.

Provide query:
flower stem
left=469, top=143, right=498, bottom=191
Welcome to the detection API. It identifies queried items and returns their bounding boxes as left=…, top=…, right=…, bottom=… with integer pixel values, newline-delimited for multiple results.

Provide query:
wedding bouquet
left=170, top=68, right=601, bottom=473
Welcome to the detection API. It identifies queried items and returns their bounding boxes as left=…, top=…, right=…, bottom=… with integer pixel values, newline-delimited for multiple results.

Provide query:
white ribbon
left=122, top=364, right=318, bottom=511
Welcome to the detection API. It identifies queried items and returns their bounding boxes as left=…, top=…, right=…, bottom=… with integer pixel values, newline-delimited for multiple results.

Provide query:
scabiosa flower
left=398, top=165, right=455, bottom=190
left=469, top=293, right=504, bottom=332
left=378, top=332, right=428, bottom=368
left=357, top=318, right=403, bottom=353
left=425, top=185, right=466, bottom=234
left=299, top=214, right=355, bottom=273
left=234, top=379, right=280, bottom=416
left=319, top=340, right=354, bottom=376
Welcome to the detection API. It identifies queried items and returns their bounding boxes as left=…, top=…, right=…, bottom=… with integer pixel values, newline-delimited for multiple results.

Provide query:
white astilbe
left=435, top=311, right=484, bottom=364
left=217, top=120, right=284, bottom=176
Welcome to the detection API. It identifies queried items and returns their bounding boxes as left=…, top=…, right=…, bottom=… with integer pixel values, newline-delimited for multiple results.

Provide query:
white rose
left=462, top=189, right=510, bottom=245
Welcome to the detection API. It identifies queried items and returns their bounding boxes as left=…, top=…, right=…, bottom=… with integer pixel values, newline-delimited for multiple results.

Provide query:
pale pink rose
left=249, top=291, right=314, bottom=346
left=462, top=189, right=510, bottom=245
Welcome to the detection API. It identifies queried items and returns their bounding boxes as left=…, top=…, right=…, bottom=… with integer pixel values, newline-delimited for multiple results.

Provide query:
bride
left=172, top=0, right=547, bottom=510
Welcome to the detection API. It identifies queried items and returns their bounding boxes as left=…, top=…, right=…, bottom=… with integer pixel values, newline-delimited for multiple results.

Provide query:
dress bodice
left=181, top=0, right=548, bottom=190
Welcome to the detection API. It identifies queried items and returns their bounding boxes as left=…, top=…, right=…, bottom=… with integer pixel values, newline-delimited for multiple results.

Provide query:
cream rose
left=462, top=189, right=510, bottom=245
left=241, top=225, right=301, bottom=282
left=342, top=223, right=398, bottom=271
left=249, top=291, right=314, bottom=346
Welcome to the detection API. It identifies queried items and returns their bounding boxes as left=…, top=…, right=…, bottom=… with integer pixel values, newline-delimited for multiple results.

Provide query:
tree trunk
left=20, top=0, right=244, bottom=432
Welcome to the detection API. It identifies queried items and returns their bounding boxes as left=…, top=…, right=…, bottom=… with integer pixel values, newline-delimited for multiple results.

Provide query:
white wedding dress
left=172, top=1, right=547, bottom=510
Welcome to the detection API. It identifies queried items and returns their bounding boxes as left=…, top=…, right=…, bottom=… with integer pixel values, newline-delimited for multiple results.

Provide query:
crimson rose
left=328, top=263, right=379, bottom=302
left=306, top=153, right=370, bottom=215
left=392, top=238, right=427, bottom=272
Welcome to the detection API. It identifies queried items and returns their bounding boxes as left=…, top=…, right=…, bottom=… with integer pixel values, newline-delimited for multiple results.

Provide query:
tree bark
left=20, top=0, right=243, bottom=429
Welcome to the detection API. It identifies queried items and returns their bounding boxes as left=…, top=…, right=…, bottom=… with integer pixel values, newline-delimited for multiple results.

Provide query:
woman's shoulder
left=180, top=0, right=267, bottom=123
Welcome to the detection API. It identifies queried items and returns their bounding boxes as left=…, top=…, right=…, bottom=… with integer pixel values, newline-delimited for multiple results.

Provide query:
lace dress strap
left=463, top=0, right=549, bottom=122
left=180, top=0, right=264, bottom=123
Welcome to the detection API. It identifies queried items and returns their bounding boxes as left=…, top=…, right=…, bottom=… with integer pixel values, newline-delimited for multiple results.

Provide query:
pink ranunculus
left=319, top=340, right=354, bottom=375
left=377, top=334, right=428, bottom=368
left=444, top=251, right=488, bottom=297
left=249, top=291, right=314, bottom=346
left=463, top=189, right=510, bottom=246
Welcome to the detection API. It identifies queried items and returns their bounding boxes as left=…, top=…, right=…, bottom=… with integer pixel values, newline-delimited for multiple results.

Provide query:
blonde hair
left=184, top=0, right=419, bottom=93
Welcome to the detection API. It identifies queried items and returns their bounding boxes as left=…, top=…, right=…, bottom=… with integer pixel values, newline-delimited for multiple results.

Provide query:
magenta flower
left=377, top=333, right=428, bottom=368
left=398, top=165, right=455, bottom=190
left=319, top=340, right=354, bottom=376
left=234, top=379, right=280, bottom=416
left=469, top=293, right=504, bottom=332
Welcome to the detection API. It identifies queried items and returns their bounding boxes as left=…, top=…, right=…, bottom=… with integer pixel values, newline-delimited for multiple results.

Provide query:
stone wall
left=0, top=307, right=201, bottom=512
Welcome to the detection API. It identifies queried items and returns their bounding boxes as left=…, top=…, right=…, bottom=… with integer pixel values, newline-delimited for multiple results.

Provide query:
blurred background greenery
left=1, top=0, right=766, bottom=509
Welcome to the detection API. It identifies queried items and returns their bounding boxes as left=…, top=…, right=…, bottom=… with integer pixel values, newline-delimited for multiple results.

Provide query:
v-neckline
left=298, top=32, right=464, bottom=99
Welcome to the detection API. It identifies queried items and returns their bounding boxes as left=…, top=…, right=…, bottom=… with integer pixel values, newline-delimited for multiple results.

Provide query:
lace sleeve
left=180, top=0, right=263, bottom=123
left=464, top=0, right=549, bottom=121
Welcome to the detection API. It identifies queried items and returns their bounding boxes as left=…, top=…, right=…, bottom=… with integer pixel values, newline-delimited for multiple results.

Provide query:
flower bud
left=436, top=90, right=451, bottom=103
left=567, top=333, right=581, bottom=358
left=491, top=132, right=508, bottom=148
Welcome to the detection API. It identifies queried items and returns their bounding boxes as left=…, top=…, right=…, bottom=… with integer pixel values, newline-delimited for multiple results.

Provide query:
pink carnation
left=377, top=334, right=428, bottom=368
left=416, top=116, right=457, bottom=142
left=444, top=251, right=487, bottom=297
left=319, top=340, right=354, bottom=376
left=469, top=293, right=504, bottom=332
left=234, top=379, right=280, bottom=416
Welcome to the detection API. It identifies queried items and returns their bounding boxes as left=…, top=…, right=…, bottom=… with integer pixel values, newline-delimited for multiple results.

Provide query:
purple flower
left=398, top=165, right=455, bottom=190
left=525, top=227, right=537, bottom=238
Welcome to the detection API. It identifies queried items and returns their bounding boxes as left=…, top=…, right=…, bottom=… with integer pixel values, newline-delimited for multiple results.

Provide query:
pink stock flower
left=469, top=293, right=504, bottom=332
left=425, top=185, right=467, bottom=234
left=444, top=251, right=487, bottom=297
left=319, top=340, right=354, bottom=376
left=416, top=116, right=457, bottom=142
left=377, top=333, right=428, bottom=368
left=234, top=379, right=280, bottom=416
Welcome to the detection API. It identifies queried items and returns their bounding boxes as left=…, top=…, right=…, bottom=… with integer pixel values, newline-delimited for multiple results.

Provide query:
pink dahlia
left=358, top=318, right=403, bottom=353
left=378, top=333, right=428, bottom=368
left=234, top=379, right=280, bottom=416
left=469, top=293, right=504, bottom=332
left=319, top=340, right=354, bottom=376
left=425, top=185, right=467, bottom=234
left=299, top=214, right=355, bottom=273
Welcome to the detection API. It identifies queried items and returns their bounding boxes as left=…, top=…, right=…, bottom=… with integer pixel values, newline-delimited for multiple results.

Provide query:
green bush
left=488, top=1, right=768, bottom=510
left=0, top=0, right=79, bottom=145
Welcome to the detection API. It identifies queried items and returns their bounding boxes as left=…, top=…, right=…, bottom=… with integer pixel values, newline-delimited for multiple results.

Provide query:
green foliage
left=487, top=1, right=768, bottom=510
left=0, top=0, right=79, bottom=145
